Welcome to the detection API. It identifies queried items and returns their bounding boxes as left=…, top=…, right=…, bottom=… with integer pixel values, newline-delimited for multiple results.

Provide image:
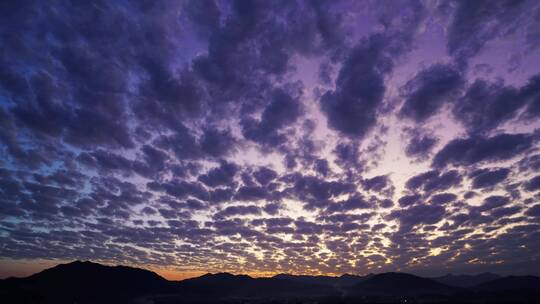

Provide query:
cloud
left=389, top=204, right=446, bottom=232
left=319, top=1, right=426, bottom=139
left=472, top=196, right=511, bottom=216
left=326, top=194, right=370, bottom=213
left=78, top=150, right=133, bottom=175
left=445, top=0, right=531, bottom=66
left=433, top=133, right=536, bottom=168
left=525, top=204, right=540, bottom=217
left=469, top=167, right=510, bottom=189
left=132, top=145, right=169, bottom=178
left=404, top=131, right=439, bottom=160
left=313, top=159, right=330, bottom=177
left=521, top=74, right=540, bottom=120
left=198, top=161, right=239, bottom=188
left=242, top=89, right=302, bottom=146
left=362, top=175, right=391, bottom=192
left=200, top=128, right=237, bottom=158
left=453, top=79, right=523, bottom=135
left=184, top=0, right=221, bottom=38
left=406, top=170, right=462, bottom=193
left=319, top=35, right=390, bottom=138
left=430, top=193, right=457, bottom=204
left=398, top=194, right=422, bottom=207
left=399, top=64, right=463, bottom=122
left=523, top=176, right=540, bottom=192
left=214, top=205, right=262, bottom=219
left=288, top=174, right=355, bottom=210
left=253, top=167, right=278, bottom=186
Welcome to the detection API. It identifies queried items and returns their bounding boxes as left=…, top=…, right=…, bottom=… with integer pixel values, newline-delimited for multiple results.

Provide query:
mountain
left=2, top=261, right=540, bottom=304
left=0, top=260, right=173, bottom=304
left=349, top=272, right=458, bottom=296
left=433, top=272, right=501, bottom=287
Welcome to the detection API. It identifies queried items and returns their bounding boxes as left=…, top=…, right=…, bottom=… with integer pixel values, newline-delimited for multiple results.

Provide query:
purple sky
left=1, top=0, right=540, bottom=280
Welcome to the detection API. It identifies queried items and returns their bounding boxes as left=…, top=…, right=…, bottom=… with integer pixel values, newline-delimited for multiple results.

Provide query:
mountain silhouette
left=432, top=272, right=501, bottom=287
left=1, top=260, right=540, bottom=304
left=0, top=260, right=173, bottom=303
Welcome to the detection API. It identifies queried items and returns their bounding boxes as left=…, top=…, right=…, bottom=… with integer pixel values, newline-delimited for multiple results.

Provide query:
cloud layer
left=1, top=0, right=540, bottom=277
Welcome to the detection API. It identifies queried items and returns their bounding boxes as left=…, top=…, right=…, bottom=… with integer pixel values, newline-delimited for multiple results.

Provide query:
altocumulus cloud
left=1, top=0, right=540, bottom=277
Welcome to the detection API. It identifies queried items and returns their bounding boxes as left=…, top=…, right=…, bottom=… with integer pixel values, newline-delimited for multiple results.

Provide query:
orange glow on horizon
left=151, top=268, right=207, bottom=281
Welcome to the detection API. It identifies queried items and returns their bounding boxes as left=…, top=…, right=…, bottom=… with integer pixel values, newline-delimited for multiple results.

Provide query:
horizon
left=0, top=259, right=516, bottom=282
left=1, top=0, right=540, bottom=282
left=3, top=259, right=539, bottom=304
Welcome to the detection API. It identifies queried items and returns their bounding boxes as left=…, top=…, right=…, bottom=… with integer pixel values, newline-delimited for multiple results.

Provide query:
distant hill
left=433, top=273, right=501, bottom=287
left=2, top=260, right=540, bottom=304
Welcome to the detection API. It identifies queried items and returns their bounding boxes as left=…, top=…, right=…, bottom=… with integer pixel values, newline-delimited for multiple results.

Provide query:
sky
left=1, top=0, right=540, bottom=280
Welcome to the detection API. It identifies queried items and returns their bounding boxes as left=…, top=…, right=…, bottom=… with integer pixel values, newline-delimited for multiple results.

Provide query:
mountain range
left=1, top=261, right=539, bottom=304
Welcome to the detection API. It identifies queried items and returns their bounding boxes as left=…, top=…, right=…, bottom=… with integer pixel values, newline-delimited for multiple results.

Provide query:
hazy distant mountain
left=2, top=261, right=540, bottom=304
left=432, top=273, right=501, bottom=287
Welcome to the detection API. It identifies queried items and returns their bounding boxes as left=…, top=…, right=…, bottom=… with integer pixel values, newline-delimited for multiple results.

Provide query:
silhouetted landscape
left=1, top=261, right=539, bottom=304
